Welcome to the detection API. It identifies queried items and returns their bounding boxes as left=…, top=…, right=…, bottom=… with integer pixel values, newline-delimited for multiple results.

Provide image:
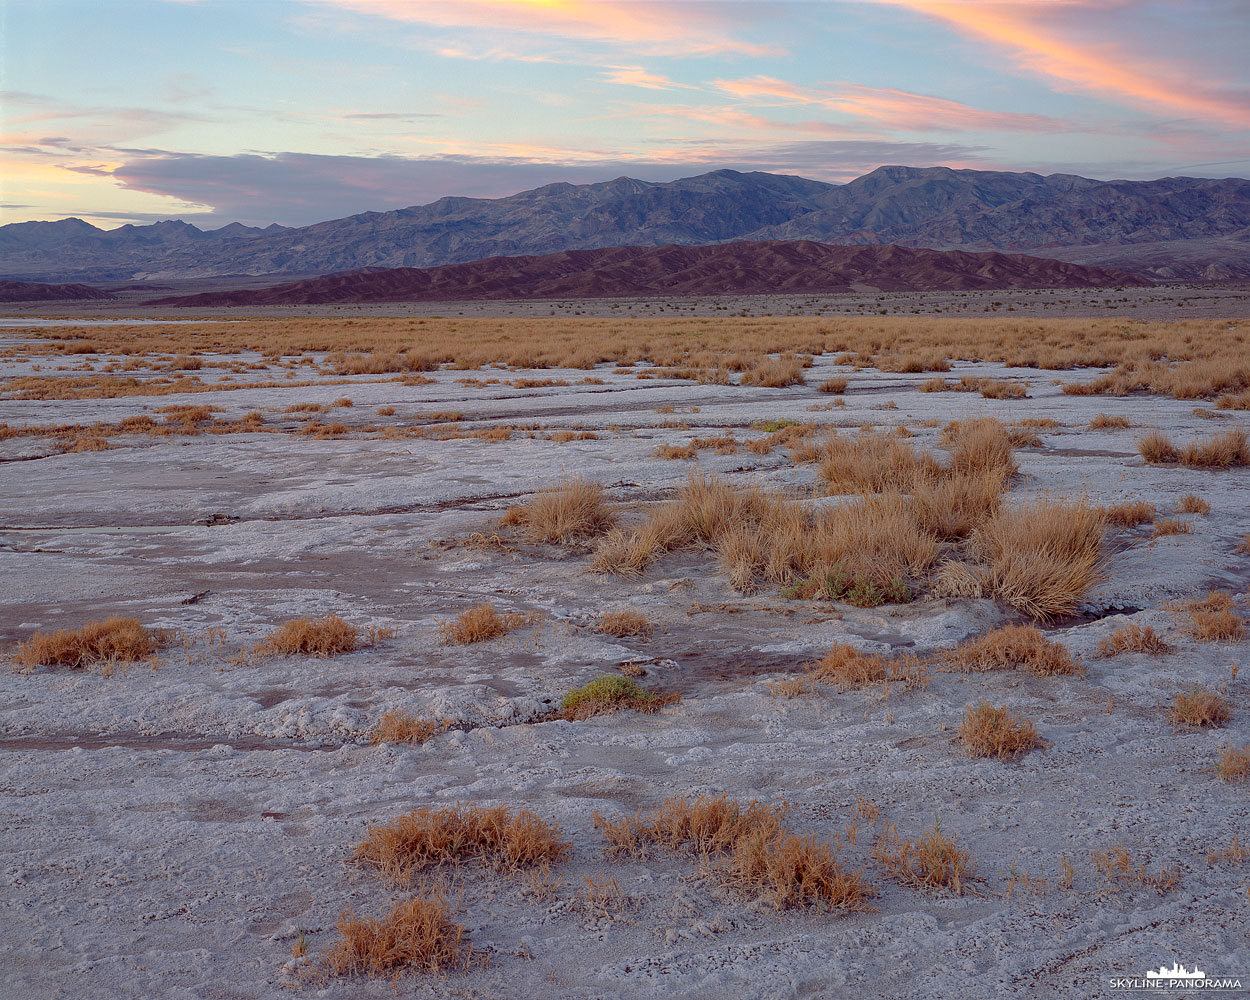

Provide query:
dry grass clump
left=1177, top=493, right=1210, bottom=514
left=598, top=609, right=653, bottom=638
left=908, top=467, right=1008, bottom=541
left=967, top=499, right=1107, bottom=621
left=940, top=418, right=1018, bottom=477
left=1217, top=744, right=1250, bottom=783
left=370, top=711, right=450, bottom=745
left=1091, top=844, right=1183, bottom=895
left=322, top=895, right=470, bottom=978
left=11, top=616, right=167, bottom=673
left=740, top=354, right=806, bottom=387
left=1168, top=688, right=1231, bottom=728
left=558, top=675, right=675, bottom=720
left=818, top=376, right=848, bottom=394
left=1090, top=413, right=1132, bottom=429
left=503, top=476, right=617, bottom=543
left=1138, top=427, right=1250, bottom=468
left=593, top=794, right=876, bottom=912
left=873, top=818, right=977, bottom=895
left=811, top=644, right=929, bottom=690
left=945, top=624, right=1079, bottom=676
left=958, top=702, right=1043, bottom=760
left=353, top=803, right=570, bottom=885
left=253, top=614, right=361, bottom=658
left=593, top=473, right=937, bottom=597
left=931, top=560, right=985, bottom=598
left=1216, top=388, right=1250, bottom=410
left=1096, top=623, right=1172, bottom=657
left=1151, top=518, right=1192, bottom=538
left=1174, top=591, right=1245, bottom=641
left=815, top=430, right=942, bottom=494
left=654, top=443, right=697, bottom=460
left=1236, top=533, right=1250, bottom=554
left=439, top=603, right=535, bottom=645
left=1103, top=500, right=1155, bottom=527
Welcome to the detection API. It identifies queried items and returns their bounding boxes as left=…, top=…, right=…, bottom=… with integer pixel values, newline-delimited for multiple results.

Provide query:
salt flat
left=1, top=318, right=1247, bottom=999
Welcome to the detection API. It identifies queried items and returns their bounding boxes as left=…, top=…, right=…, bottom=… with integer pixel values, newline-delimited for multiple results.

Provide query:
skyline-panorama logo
left=1109, top=961, right=1244, bottom=991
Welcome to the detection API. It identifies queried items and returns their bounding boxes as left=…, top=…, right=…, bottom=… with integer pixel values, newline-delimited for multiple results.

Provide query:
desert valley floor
left=0, top=306, right=1247, bottom=999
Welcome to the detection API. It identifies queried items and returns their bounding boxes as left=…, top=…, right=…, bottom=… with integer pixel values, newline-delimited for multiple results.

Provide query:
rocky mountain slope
left=148, top=240, right=1147, bottom=306
left=0, top=280, right=116, bottom=302
left=3, top=166, right=1247, bottom=282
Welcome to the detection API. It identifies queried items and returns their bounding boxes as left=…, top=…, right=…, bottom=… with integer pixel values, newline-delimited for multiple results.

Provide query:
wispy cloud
left=602, top=66, right=684, bottom=91
left=881, top=0, right=1250, bottom=128
left=714, top=76, right=1078, bottom=133
left=304, top=0, right=782, bottom=57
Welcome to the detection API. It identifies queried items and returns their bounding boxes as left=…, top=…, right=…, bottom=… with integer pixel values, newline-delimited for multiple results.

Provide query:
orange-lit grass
left=944, top=624, right=1079, bottom=676
left=252, top=613, right=364, bottom=658
left=353, top=804, right=571, bottom=885
left=321, top=895, right=470, bottom=977
left=1096, top=623, right=1172, bottom=657
left=1091, top=843, right=1183, bottom=895
left=593, top=794, right=876, bottom=911
left=598, top=609, right=653, bottom=638
left=1173, top=591, right=1245, bottom=642
left=501, top=476, right=617, bottom=544
left=1217, top=744, right=1250, bottom=783
left=370, top=711, right=450, bottom=745
left=11, top=616, right=167, bottom=673
left=439, top=603, right=536, bottom=645
left=958, top=702, right=1043, bottom=760
left=873, top=818, right=978, bottom=895
left=1168, top=688, right=1231, bottom=728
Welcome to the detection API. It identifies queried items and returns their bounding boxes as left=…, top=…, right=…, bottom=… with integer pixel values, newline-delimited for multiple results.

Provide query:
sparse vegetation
left=1174, top=591, right=1245, bottom=642
left=1138, top=427, right=1250, bottom=468
left=1168, top=688, right=1231, bottom=728
left=352, top=803, right=570, bottom=885
left=1091, top=844, right=1182, bottom=895
left=370, top=712, right=449, bottom=745
left=597, top=609, right=653, bottom=638
left=1151, top=518, right=1192, bottom=537
left=1177, top=493, right=1210, bottom=514
left=559, top=675, right=674, bottom=720
left=945, top=625, right=1079, bottom=676
left=1096, top=623, right=1172, bottom=657
left=958, top=702, right=1043, bottom=760
left=593, top=794, right=876, bottom=911
left=321, top=895, right=470, bottom=977
left=1103, top=500, right=1155, bottom=527
left=11, top=617, right=167, bottom=673
left=502, top=476, right=617, bottom=543
left=811, top=644, right=929, bottom=690
left=1217, top=744, right=1250, bottom=783
left=873, top=817, right=978, bottom=895
left=252, top=614, right=363, bottom=658
left=1090, top=413, right=1132, bottom=429
left=439, top=603, right=536, bottom=645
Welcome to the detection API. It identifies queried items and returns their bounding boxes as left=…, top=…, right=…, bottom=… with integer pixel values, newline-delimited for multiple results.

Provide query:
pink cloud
left=714, top=76, right=1075, bottom=133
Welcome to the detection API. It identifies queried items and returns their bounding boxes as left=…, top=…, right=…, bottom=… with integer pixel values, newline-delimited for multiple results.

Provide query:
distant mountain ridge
left=148, top=240, right=1148, bottom=307
left=3, top=166, right=1248, bottom=282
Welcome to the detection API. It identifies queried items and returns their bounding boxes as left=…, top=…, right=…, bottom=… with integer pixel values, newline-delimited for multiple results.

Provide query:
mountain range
left=2, top=165, right=1248, bottom=283
left=148, top=240, right=1146, bottom=307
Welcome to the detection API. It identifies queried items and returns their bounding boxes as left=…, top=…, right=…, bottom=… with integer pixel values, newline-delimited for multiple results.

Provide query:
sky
left=1, top=0, right=1248, bottom=230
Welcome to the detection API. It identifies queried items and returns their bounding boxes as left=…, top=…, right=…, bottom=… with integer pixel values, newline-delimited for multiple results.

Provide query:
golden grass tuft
left=353, top=803, right=571, bottom=885
left=439, top=603, right=535, bottom=645
left=1216, top=744, right=1250, bottom=783
left=1176, top=493, right=1210, bottom=514
left=1168, top=688, right=1231, bottom=728
left=321, top=895, right=470, bottom=977
left=558, top=675, right=675, bottom=720
left=252, top=614, right=362, bottom=658
left=1151, top=518, right=1192, bottom=538
left=1174, top=591, right=1245, bottom=642
left=818, top=376, right=849, bottom=394
left=1096, top=622, right=1172, bottom=657
left=1103, top=500, right=1155, bottom=527
left=740, top=354, right=807, bottom=387
left=593, top=794, right=876, bottom=911
left=945, top=624, right=1079, bottom=676
left=811, top=644, right=929, bottom=690
left=1089, top=413, right=1132, bottom=429
left=873, top=818, right=977, bottom=895
left=967, top=499, right=1106, bottom=621
left=1138, top=427, right=1250, bottom=468
left=1092, top=844, right=1183, bottom=895
left=370, top=711, right=450, bottom=745
left=506, top=476, right=617, bottom=544
left=11, top=616, right=166, bottom=673
left=958, top=702, right=1043, bottom=760
left=597, top=609, right=653, bottom=638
